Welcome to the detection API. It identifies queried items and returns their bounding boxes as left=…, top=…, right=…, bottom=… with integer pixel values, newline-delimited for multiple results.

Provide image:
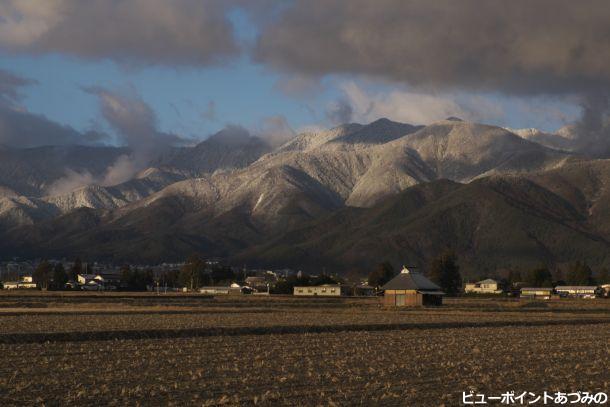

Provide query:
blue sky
left=0, top=52, right=581, bottom=141
left=0, top=2, right=586, bottom=145
left=0, top=53, right=326, bottom=136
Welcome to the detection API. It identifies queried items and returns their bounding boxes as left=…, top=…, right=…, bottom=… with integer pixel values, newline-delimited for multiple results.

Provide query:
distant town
left=2, top=255, right=609, bottom=303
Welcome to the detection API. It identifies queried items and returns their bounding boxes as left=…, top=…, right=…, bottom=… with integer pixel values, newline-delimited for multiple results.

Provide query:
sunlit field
left=1, top=293, right=608, bottom=406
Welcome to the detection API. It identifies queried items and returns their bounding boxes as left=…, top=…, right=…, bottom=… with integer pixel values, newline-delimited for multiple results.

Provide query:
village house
left=77, top=274, right=96, bottom=286
left=244, top=276, right=270, bottom=292
left=94, top=272, right=122, bottom=290
left=464, top=278, right=504, bottom=294
left=75, top=272, right=122, bottom=290
left=520, top=287, right=555, bottom=300
left=199, top=283, right=243, bottom=295
left=554, top=286, right=601, bottom=299
left=381, top=266, right=445, bottom=306
left=293, top=284, right=349, bottom=297
left=602, top=284, right=610, bottom=298
left=2, top=275, right=37, bottom=290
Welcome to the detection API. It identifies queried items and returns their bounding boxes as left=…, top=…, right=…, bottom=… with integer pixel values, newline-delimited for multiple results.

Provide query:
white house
left=2, top=275, right=37, bottom=289
left=77, top=274, right=97, bottom=285
left=464, top=279, right=504, bottom=294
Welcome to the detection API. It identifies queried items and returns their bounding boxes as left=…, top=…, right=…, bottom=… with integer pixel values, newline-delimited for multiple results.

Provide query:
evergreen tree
left=119, top=265, right=153, bottom=291
left=566, top=261, right=595, bottom=285
left=428, top=251, right=462, bottom=296
left=507, top=269, right=522, bottom=288
left=367, top=262, right=396, bottom=288
left=51, top=263, right=68, bottom=290
left=210, top=265, right=233, bottom=285
left=525, top=265, right=553, bottom=287
left=120, top=264, right=132, bottom=289
left=69, top=257, right=82, bottom=281
left=270, top=275, right=298, bottom=294
left=33, top=260, right=52, bottom=289
left=598, top=267, right=609, bottom=284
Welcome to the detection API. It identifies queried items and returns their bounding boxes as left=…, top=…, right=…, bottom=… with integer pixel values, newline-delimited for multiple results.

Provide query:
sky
left=0, top=0, right=608, bottom=148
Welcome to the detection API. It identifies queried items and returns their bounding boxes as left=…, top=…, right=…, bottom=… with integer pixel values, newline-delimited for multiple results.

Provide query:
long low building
left=520, top=287, right=554, bottom=300
left=199, top=284, right=243, bottom=295
left=2, top=276, right=37, bottom=290
left=293, top=284, right=349, bottom=296
left=555, top=286, right=601, bottom=298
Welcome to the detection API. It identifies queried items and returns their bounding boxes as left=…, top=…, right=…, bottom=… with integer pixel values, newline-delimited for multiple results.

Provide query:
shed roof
left=417, top=290, right=445, bottom=296
left=381, top=267, right=442, bottom=291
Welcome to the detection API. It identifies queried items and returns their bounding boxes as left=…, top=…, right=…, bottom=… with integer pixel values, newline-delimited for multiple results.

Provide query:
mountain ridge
left=1, top=118, right=608, bottom=277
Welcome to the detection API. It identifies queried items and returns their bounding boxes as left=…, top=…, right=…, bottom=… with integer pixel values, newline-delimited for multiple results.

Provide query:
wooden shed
left=382, top=266, right=445, bottom=306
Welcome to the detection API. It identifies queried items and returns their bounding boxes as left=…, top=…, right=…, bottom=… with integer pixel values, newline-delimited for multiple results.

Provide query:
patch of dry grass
left=0, top=325, right=608, bottom=406
left=0, top=295, right=607, bottom=405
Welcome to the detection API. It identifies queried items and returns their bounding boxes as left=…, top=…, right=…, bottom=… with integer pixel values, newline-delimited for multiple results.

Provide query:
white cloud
left=337, top=82, right=478, bottom=125
left=47, top=169, right=95, bottom=196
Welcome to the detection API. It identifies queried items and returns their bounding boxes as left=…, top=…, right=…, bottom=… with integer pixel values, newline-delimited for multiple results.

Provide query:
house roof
left=96, top=272, right=122, bottom=278
left=381, top=267, right=442, bottom=291
left=555, top=286, right=599, bottom=290
left=477, top=279, right=498, bottom=284
left=521, top=287, right=553, bottom=291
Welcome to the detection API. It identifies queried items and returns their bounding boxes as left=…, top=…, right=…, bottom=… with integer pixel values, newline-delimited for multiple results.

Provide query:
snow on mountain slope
left=125, top=118, right=572, bottom=219
left=273, top=123, right=364, bottom=153
left=507, top=127, right=577, bottom=151
left=44, top=168, right=186, bottom=213
left=0, top=118, right=577, bottom=229
left=0, top=196, right=59, bottom=228
left=400, top=120, right=570, bottom=181
left=156, top=129, right=272, bottom=176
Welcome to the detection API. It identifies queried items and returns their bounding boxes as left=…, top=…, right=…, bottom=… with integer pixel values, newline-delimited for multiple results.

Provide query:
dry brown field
left=0, top=293, right=608, bottom=406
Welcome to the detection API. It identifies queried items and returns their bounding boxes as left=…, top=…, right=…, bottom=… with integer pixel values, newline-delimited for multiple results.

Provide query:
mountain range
left=1, top=118, right=608, bottom=277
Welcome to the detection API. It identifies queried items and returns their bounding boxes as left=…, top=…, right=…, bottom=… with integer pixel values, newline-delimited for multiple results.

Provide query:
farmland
left=0, top=293, right=608, bottom=406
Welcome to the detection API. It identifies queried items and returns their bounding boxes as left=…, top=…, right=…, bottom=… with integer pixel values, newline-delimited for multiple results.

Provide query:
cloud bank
left=255, top=0, right=610, bottom=153
left=255, top=0, right=610, bottom=96
left=0, top=0, right=239, bottom=66
left=3, top=2, right=610, bottom=155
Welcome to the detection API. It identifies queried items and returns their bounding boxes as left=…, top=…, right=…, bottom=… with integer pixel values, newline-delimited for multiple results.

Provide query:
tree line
left=504, top=261, right=608, bottom=288
left=367, top=251, right=609, bottom=296
left=176, top=254, right=237, bottom=290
